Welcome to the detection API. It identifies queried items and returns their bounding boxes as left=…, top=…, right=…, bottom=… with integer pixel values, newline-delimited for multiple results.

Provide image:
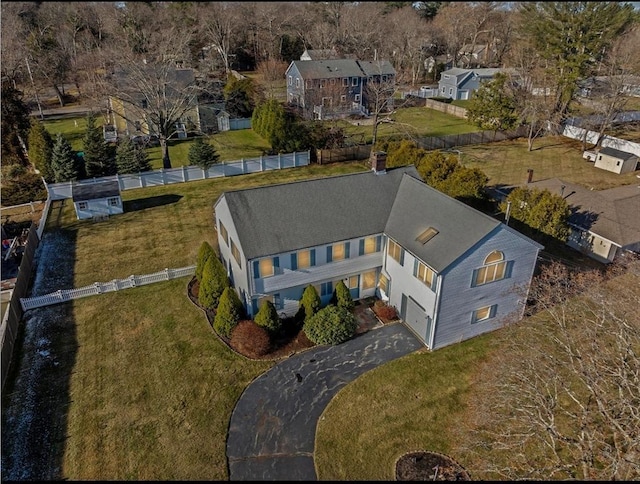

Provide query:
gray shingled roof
left=526, top=178, right=640, bottom=247
left=384, top=175, right=501, bottom=273
left=290, top=59, right=394, bottom=80
left=217, top=166, right=420, bottom=260
left=599, top=146, right=638, bottom=161
left=357, top=60, right=396, bottom=77
left=72, top=180, right=121, bottom=202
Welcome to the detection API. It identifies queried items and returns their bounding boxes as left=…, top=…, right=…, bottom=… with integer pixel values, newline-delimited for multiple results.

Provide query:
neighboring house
left=437, top=67, right=517, bottom=100
left=106, top=67, right=218, bottom=140
left=285, top=58, right=396, bottom=120
left=593, top=147, right=639, bottom=174
left=214, top=153, right=543, bottom=350
left=456, top=44, right=496, bottom=68
left=300, top=48, right=339, bottom=61
left=524, top=178, right=640, bottom=264
left=71, top=180, right=123, bottom=220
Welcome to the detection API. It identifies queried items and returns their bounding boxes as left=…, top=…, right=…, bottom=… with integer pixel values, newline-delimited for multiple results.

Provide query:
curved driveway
left=226, top=323, right=423, bottom=480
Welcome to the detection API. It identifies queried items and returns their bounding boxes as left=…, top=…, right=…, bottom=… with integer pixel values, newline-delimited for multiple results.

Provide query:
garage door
left=460, top=90, right=469, bottom=100
left=400, top=294, right=428, bottom=341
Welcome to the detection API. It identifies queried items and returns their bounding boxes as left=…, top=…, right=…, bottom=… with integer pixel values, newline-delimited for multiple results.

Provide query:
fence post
left=160, top=168, right=165, bottom=185
left=164, top=268, right=170, bottom=280
left=260, top=155, right=264, bottom=171
left=182, top=165, right=187, bottom=182
left=94, top=282, right=101, bottom=295
left=129, top=275, right=136, bottom=287
left=278, top=153, right=282, bottom=169
left=241, top=158, right=246, bottom=174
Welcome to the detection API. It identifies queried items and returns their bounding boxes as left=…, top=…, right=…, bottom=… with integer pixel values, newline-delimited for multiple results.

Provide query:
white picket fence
left=20, top=265, right=195, bottom=311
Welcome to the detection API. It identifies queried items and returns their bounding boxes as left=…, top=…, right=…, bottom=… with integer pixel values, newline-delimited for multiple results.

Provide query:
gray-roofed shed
left=598, top=146, right=637, bottom=161
left=216, top=166, right=420, bottom=260
left=72, top=180, right=121, bottom=202
left=384, top=175, right=501, bottom=273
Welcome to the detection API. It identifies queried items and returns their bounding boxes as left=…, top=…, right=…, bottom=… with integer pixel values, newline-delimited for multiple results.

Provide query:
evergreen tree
left=299, top=284, right=321, bottom=322
left=188, top=137, right=220, bottom=170
left=254, top=300, right=281, bottom=334
left=133, top=145, right=152, bottom=172
left=214, top=286, right=244, bottom=338
left=83, top=113, right=114, bottom=177
left=1, top=82, right=31, bottom=166
left=332, top=280, right=354, bottom=311
left=198, top=253, right=230, bottom=309
left=466, top=73, right=519, bottom=133
left=195, top=241, right=215, bottom=282
left=27, top=119, right=55, bottom=182
left=51, top=133, right=79, bottom=182
left=115, top=137, right=137, bottom=174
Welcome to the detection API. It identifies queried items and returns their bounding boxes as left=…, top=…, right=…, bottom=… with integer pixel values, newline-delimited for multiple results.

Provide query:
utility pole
left=25, top=56, right=44, bottom=120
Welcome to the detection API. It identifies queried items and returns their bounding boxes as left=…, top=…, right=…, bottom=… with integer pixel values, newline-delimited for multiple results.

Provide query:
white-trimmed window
left=230, top=239, right=241, bottom=268
left=297, top=249, right=312, bottom=269
left=387, top=239, right=404, bottom=265
left=347, top=275, right=359, bottom=289
left=474, top=251, right=507, bottom=286
left=361, top=235, right=380, bottom=255
left=414, top=260, right=436, bottom=290
left=362, top=270, right=376, bottom=290
left=259, top=258, right=274, bottom=278
left=288, top=75, right=292, bottom=86
left=340, top=94, right=346, bottom=103
left=472, top=305, right=496, bottom=323
left=108, top=197, right=119, bottom=207
left=297, top=78, right=301, bottom=88
left=219, top=220, right=229, bottom=246
left=78, top=201, right=88, bottom=210
left=327, top=242, right=348, bottom=262
left=320, top=79, right=326, bottom=88
left=354, top=94, right=361, bottom=102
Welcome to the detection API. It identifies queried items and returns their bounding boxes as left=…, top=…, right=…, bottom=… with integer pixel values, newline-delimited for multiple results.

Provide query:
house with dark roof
left=300, top=48, right=339, bottom=61
left=71, top=180, right=123, bottom=220
left=524, top=178, right=640, bottom=264
left=213, top=153, right=543, bottom=350
left=593, top=146, right=639, bottom=174
left=437, top=67, right=518, bottom=100
left=285, top=58, right=396, bottom=120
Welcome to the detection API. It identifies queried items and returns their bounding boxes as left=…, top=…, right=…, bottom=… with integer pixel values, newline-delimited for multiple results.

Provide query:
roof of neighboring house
left=599, top=146, right=638, bottom=161
left=301, top=49, right=339, bottom=60
left=110, top=66, right=196, bottom=98
left=216, top=166, right=421, bottom=260
left=525, top=178, right=640, bottom=247
left=384, top=175, right=503, bottom=273
left=458, top=44, right=487, bottom=55
left=441, top=67, right=518, bottom=85
left=287, top=59, right=395, bottom=80
left=72, top=180, right=121, bottom=202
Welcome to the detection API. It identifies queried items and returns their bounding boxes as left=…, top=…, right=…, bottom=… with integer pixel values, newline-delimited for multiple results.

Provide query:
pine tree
left=254, top=300, right=281, bottom=334
left=83, top=113, right=113, bottom=177
left=332, top=280, right=354, bottom=311
left=188, top=137, right=220, bottom=170
left=214, top=286, right=244, bottom=338
left=51, top=133, right=79, bottom=182
left=115, top=137, right=138, bottom=174
left=198, top=253, right=229, bottom=309
left=195, top=241, right=215, bottom=282
left=27, top=119, right=54, bottom=182
left=133, top=146, right=152, bottom=172
left=299, top=284, right=321, bottom=322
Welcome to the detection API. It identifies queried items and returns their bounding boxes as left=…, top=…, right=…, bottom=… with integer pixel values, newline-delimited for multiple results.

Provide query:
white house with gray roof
left=213, top=155, right=543, bottom=350
left=437, top=67, right=518, bottom=100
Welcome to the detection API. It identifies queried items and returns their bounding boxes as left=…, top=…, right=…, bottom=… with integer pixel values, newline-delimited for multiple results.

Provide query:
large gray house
left=213, top=154, right=543, bottom=350
left=285, top=58, right=396, bottom=120
left=437, top=67, right=518, bottom=100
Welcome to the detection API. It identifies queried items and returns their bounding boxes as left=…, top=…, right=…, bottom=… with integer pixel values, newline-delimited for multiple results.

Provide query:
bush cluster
left=303, top=304, right=357, bottom=346
left=230, top=320, right=271, bottom=358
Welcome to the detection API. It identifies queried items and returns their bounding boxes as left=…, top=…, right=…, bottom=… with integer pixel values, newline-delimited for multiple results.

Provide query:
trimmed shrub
left=373, top=302, right=398, bottom=321
left=230, top=320, right=271, bottom=358
left=254, top=300, right=281, bottom=334
left=299, top=284, right=321, bottom=322
left=198, top=254, right=229, bottom=309
left=214, top=286, right=244, bottom=338
left=303, top=304, right=357, bottom=345
left=196, top=241, right=215, bottom=282
left=332, top=280, right=354, bottom=311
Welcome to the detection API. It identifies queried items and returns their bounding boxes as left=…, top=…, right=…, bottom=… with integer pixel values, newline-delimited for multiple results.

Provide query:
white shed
left=594, top=147, right=639, bottom=174
left=72, top=180, right=123, bottom=220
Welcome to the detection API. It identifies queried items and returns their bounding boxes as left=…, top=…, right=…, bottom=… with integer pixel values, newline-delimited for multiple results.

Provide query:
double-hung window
left=327, top=242, right=349, bottom=263
left=472, top=305, right=496, bottom=323
left=387, top=239, right=404, bottom=265
left=414, top=260, right=436, bottom=290
left=219, top=221, right=229, bottom=246
left=254, top=256, right=280, bottom=278
left=291, top=249, right=315, bottom=270
left=359, top=235, right=381, bottom=255
left=230, top=239, right=241, bottom=268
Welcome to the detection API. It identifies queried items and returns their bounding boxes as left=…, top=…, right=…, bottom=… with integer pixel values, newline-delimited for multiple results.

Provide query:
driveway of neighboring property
left=226, top=323, right=424, bottom=481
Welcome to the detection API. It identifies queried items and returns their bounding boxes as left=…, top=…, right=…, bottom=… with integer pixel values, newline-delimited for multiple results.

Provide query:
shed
left=594, top=147, right=639, bottom=174
left=72, top=180, right=123, bottom=220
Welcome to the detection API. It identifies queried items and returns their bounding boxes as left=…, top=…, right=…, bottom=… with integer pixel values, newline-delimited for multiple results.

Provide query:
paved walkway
left=226, top=323, right=424, bottom=480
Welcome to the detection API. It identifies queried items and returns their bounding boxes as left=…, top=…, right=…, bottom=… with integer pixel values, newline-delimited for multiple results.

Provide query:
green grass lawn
left=43, top=115, right=107, bottom=152
left=460, top=135, right=640, bottom=190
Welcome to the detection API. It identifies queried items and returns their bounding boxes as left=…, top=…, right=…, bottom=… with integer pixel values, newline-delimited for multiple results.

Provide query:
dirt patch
left=396, top=451, right=471, bottom=481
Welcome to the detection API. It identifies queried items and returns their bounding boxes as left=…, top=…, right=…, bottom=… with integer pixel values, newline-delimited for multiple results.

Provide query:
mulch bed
left=395, top=451, right=471, bottom=481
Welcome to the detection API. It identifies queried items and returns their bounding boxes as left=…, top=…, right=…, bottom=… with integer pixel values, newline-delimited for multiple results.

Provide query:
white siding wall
left=74, top=197, right=123, bottom=220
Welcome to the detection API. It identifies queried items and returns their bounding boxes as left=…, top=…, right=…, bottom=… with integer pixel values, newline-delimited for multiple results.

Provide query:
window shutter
left=413, top=258, right=419, bottom=277
left=490, top=304, right=497, bottom=318
left=273, top=256, right=279, bottom=273
left=359, top=239, right=365, bottom=256
left=327, top=281, right=333, bottom=295
left=345, top=243, right=350, bottom=259
left=253, top=260, right=260, bottom=279
left=326, top=245, right=332, bottom=263
left=251, top=299, right=258, bottom=314
left=291, top=253, right=298, bottom=270
left=376, top=235, right=382, bottom=252
left=400, top=249, right=405, bottom=266
left=310, top=249, right=316, bottom=266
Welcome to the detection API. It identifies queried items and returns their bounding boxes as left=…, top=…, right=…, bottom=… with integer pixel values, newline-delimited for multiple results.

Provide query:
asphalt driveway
left=226, top=323, right=424, bottom=480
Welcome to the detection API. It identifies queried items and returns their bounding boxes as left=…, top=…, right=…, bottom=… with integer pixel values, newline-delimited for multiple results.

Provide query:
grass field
left=460, top=135, right=640, bottom=190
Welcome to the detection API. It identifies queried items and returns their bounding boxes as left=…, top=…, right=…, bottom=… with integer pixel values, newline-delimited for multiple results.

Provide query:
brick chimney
left=526, top=168, right=533, bottom=184
left=371, top=151, right=387, bottom=174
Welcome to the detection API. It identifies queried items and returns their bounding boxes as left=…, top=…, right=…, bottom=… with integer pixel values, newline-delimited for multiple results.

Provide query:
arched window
left=474, top=250, right=507, bottom=286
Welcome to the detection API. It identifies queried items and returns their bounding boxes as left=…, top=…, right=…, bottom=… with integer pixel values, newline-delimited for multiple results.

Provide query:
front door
left=347, top=274, right=360, bottom=300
